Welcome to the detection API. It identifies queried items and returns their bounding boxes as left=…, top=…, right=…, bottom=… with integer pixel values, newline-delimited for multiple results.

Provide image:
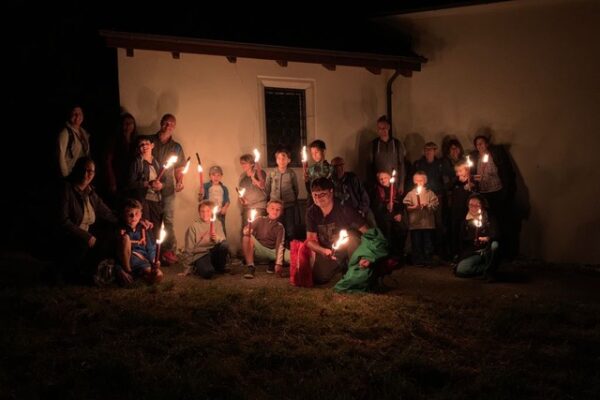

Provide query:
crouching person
left=181, top=200, right=228, bottom=279
left=116, top=199, right=163, bottom=285
left=242, top=200, right=290, bottom=279
left=305, top=178, right=370, bottom=284
left=455, top=195, right=500, bottom=281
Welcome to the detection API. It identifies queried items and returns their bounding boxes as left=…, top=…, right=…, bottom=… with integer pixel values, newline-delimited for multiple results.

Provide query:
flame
left=197, top=165, right=203, bottom=173
left=237, top=188, right=246, bottom=198
left=390, top=169, right=397, bottom=184
left=301, top=146, right=307, bottom=163
left=163, top=155, right=178, bottom=170
left=416, top=185, right=423, bottom=195
left=482, top=154, right=489, bottom=163
left=332, top=229, right=349, bottom=250
left=248, top=208, right=257, bottom=223
left=156, top=222, right=167, bottom=244
left=473, top=209, right=483, bottom=227
left=466, top=155, right=474, bottom=168
left=253, top=148, right=261, bottom=163
left=211, top=206, right=219, bottom=222
left=182, top=158, right=191, bottom=174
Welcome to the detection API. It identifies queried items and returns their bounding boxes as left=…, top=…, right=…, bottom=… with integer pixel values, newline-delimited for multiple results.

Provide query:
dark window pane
left=264, top=87, right=307, bottom=167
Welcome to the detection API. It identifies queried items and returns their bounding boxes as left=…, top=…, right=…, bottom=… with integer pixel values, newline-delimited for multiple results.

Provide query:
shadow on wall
left=354, top=127, right=375, bottom=182
left=404, top=132, right=426, bottom=163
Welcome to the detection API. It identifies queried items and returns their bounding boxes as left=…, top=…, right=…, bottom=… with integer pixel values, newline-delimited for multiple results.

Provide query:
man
left=305, top=178, right=370, bottom=284
left=370, top=115, right=406, bottom=195
left=242, top=200, right=290, bottom=279
left=150, top=113, right=186, bottom=265
left=330, top=156, right=371, bottom=221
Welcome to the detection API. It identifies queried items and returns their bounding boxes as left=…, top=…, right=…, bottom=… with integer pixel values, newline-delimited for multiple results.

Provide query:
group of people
left=55, top=106, right=515, bottom=288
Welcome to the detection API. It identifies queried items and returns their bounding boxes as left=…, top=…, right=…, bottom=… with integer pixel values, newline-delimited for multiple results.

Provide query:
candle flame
left=390, top=169, right=397, bottom=185
left=156, top=222, right=167, bottom=244
left=211, top=206, right=219, bottom=222
left=182, top=158, right=191, bottom=174
left=473, top=209, right=483, bottom=227
left=163, top=155, right=178, bottom=170
left=392, top=169, right=397, bottom=177
left=237, top=187, right=246, bottom=198
left=301, top=146, right=307, bottom=163
left=248, top=208, right=257, bottom=223
left=197, top=165, right=203, bottom=173
left=416, top=185, right=423, bottom=195
left=482, top=154, right=489, bottom=163
left=466, top=155, right=474, bottom=168
left=332, top=229, right=349, bottom=250
left=253, top=148, right=261, bottom=163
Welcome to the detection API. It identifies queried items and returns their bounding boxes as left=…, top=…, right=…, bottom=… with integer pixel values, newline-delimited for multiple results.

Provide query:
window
left=264, top=87, right=307, bottom=167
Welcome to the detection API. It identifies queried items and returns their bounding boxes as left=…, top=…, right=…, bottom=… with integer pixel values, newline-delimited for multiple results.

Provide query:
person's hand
left=393, top=214, right=402, bottom=222
left=359, top=258, right=371, bottom=269
left=198, top=187, right=205, bottom=198
left=88, top=236, right=97, bottom=248
left=119, top=269, right=133, bottom=285
left=478, top=236, right=490, bottom=243
left=140, top=219, right=154, bottom=230
left=150, top=180, right=163, bottom=191
left=239, top=197, right=248, bottom=206
left=322, top=248, right=333, bottom=258
left=175, top=181, right=184, bottom=192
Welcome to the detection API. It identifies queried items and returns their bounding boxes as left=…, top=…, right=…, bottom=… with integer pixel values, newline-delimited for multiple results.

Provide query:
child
left=455, top=195, right=499, bottom=281
left=202, top=165, right=230, bottom=235
left=241, top=200, right=290, bottom=279
left=371, top=170, right=407, bottom=261
left=305, top=139, right=333, bottom=202
left=181, top=200, right=229, bottom=279
left=115, top=199, right=164, bottom=285
left=265, top=147, right=299, bottom=244
left=403, top=171, right=439, bottom=266
left=449, top=161, right=477, bottom=260
left=238, top=153, right=267, bottom=230
left=128, top=135, right=164, bottom=241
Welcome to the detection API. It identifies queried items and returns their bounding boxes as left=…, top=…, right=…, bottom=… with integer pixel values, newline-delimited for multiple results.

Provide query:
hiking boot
left=243, top=265, right=256, bottom=279
left=161, top=250, right=178, bottom=265
left=266, top=262, right=275, bottom=274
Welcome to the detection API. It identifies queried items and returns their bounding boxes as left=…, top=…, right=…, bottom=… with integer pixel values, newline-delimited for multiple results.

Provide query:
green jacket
left=334, top=228, right=389, bottom=293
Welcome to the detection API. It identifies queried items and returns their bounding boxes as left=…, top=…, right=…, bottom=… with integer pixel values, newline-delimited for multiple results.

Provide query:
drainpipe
left=386, top=69, right=402, bottom=137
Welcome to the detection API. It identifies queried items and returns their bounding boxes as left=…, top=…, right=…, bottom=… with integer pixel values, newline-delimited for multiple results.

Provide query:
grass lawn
left=1, top=256, right=599, bottom=399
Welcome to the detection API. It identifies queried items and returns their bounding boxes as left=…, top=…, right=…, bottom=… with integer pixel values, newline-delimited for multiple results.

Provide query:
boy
left=305, top=139, right=333, bottom=202
left=116, top=199, right=164, bottom=285
left=238, top=153, right=267, bottom=229
left=242, top=200, right=290, bottom=279
left=202, top=165, right=230, bottom=235
left=265, top=147, right=299, bottom=244
left=181, top=200, right=229, bottom=279
left=371, top=170, right=407, bottom=261
left=403, top=171, right=439, bottom=266
left=128, top=135, right=164, bottom=241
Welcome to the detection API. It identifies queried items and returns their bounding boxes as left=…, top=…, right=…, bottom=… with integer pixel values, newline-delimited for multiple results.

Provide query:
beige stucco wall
left=390, top=0, right=600, bottom=263
left=117, top=50, right=388, bottom=254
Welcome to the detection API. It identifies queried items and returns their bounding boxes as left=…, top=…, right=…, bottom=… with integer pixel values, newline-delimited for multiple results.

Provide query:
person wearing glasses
left=305, top=178, right=369, bottom=284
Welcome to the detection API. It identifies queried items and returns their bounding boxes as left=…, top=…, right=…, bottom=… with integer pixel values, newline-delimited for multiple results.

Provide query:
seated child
left=403, top=171, right=439, bottom=265
left=202, top=165, right=230, bottom=235
left=455, top=195, right=499, bottom=280
left=181, top=200, right=229, bottom=279
left=116, top=199, right=164, bottom=285
left=242, top=200, right=290, bottom=279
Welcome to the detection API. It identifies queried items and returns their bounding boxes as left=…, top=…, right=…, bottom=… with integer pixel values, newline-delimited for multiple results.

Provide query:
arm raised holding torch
left=156, top=155, right=178, bottom=181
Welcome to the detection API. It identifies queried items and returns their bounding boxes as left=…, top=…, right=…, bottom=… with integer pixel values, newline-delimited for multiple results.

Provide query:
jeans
left=456, top=241, right=499, bottom=277
left=192, top=241, right=229, bottom=279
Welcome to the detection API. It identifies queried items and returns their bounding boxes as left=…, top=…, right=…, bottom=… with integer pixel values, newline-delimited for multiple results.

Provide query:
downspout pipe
left=386, top=69, right=402, bottom=137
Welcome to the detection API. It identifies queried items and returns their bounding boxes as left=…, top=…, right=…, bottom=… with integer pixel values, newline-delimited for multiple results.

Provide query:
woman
left=455, top=195, right=499, bottom=280
left=58, top=157, right=118, bottom=282
left=57, top=105, right=90, bottom=177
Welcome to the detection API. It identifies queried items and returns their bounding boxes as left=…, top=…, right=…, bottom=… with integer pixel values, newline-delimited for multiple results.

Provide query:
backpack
left=289, top=240, right=313, bottom=287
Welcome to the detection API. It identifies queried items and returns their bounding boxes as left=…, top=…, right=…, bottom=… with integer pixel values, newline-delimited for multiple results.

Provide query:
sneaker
left=266, top=262, right=275, bottom=274
left=161, top=250, right=178, bottom=265
left=243, top=265, right=255, bottom=279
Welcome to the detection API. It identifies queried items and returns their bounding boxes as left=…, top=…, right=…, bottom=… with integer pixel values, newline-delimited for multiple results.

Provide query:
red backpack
left=289, top=240, right=313, bottom=287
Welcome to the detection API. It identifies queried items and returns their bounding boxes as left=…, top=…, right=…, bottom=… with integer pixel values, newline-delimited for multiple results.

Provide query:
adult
left=57, top=105, right=90, bottom=177
left=370, top=115, right=406, bottom=196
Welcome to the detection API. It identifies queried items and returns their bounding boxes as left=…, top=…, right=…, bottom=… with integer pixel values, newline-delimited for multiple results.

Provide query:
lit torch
left=210, top=206, right=219, bottom=237
left=253, top=148, right=261, bottom=173
left=481, top=153, right=489, bottom=178
left=301, top=145, right=308, bottom=175
left=156, top=155, right=178, bottom=180
left=196, top=153, right=203, bottom=189
left=416, top=185, right=423, bottom=207
left=331, top=229, right=349, bottom=259
left=473, top=209, right=483, bottom=244
left=154, top=222, right=167, bottom=266
left=181, top=157, right=191, bottom=174
left=389, top=169, right=397, bottom=210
